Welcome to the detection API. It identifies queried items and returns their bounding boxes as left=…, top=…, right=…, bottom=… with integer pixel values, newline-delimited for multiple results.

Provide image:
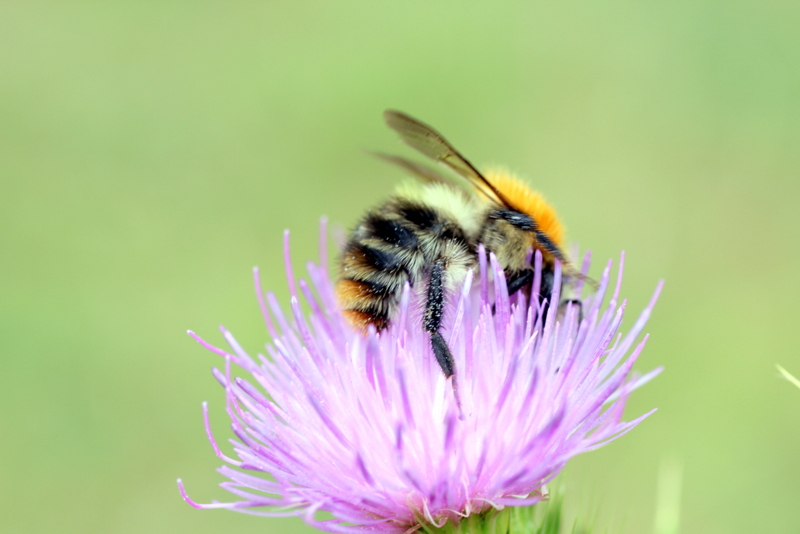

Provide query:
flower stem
left=420, top=498, right=565, bottom=534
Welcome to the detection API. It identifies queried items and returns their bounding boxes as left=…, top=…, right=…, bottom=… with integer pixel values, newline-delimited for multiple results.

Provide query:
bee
left=337, top=110, right=586, bottom=380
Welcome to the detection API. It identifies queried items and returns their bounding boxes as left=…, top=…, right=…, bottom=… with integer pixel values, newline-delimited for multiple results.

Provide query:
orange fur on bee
left=341, top=309, right=388, bottom=331
left=336, top=279, right=372, bottom=308
left=485, top=169, right=566, bottom=249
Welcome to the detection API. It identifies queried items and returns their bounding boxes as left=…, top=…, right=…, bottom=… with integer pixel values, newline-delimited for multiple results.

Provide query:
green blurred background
left=2, top=2, right=799, bottom=533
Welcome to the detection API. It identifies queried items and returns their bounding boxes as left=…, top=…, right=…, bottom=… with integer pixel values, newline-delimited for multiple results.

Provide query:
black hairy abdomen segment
left=337, top=200, right=472, bottom=331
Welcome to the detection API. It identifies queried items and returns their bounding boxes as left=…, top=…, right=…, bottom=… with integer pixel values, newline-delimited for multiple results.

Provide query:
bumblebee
left=338, top=111, right=584, bottom=380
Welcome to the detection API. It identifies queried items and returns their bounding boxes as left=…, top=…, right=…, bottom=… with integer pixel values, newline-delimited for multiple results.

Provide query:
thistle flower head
left=179, top=219, right=662, bottom=533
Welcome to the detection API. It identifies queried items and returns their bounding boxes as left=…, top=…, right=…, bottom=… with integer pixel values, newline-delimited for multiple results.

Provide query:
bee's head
left=477, top=169, right=566, bottom=266
left=484, top=169, right=565, bottom=247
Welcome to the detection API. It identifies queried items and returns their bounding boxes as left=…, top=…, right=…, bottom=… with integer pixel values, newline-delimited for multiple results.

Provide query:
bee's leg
left=506, top=269, right=534, bottom=297
left=490, top=269, right=533, bottom=315
left=424, top=258, right=455, bottom=378
left=537, top=269, right=585, bottom=324
left=537, top=268, right=554, bottom=323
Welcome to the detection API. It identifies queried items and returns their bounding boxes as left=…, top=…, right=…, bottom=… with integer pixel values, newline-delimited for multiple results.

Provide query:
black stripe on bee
left=353, top=277, right=396, bottom=298
left=350, top=243, right=406, bottom=272
left=397, top=205, right=439, bottom=230
left=366, top=216, right=419, bottom=248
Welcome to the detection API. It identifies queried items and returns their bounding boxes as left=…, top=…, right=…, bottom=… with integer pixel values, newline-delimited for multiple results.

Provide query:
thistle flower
left=179, top=219, right=663, bottom=533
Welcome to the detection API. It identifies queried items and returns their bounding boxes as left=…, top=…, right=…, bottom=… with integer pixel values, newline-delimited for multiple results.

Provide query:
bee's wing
left=383, top=110, right=510, bottom=206
left=369, top=152, right=455, bottom=186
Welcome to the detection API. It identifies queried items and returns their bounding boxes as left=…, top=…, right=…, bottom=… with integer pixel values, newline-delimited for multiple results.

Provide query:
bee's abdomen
left=337, top=279, right=395, bottom=330
left=338, top=200, right=474, bottom=332
left=337, top=232, right=418, bottom=331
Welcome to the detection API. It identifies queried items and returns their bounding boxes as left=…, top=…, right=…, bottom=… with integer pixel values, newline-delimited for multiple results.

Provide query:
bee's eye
left=490, top=210, right=537, bottom=231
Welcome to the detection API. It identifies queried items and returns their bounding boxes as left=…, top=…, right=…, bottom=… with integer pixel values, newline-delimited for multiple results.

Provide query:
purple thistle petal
left=181, top=225, right=661, bottom=532
left=253, top=267, right=278, bottom=339
left=478, top=244, right=489, bottom=304
left=202, top=402, right=241, bottom=466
